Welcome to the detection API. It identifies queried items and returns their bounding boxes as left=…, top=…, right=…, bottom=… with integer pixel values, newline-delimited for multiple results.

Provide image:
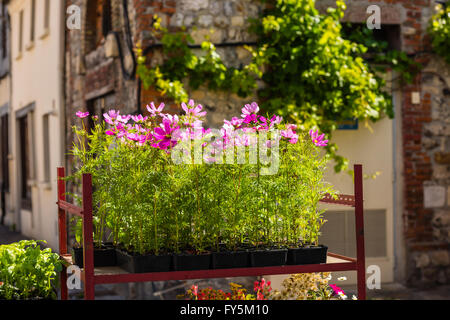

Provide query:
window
left=42, top=113, right=50, bottom=184
left=44, top=0, right=50, bottom=30
left=16, top=104, right=35, bottom=211
left=30, top=0, right=36, bottom=43
left=18, top=115, right=31, bottom=209
left=85, top=0, right=112, bottom=53
left=0, top=113, right=9, bottom=192
left=18, top=10, right=23, bottom=54
left=0, top=3, right=6, bottom=60
left=0, top=2, right=10, bottom=77
left=1, top=15, right=5, bottom=60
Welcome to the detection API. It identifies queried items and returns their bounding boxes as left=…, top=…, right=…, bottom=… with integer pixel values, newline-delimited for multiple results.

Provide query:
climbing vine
left=136, top=18, right=263, bottom=103
left=136, top=0, right=419, bottom=172
left=428, top=2, right=450, bottom=64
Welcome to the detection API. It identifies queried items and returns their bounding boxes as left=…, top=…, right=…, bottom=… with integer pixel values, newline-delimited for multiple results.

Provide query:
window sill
left=25, top=42, right=35, bottom=51
left=27, top=180, right=37, bottom=188
left=15, top=52, right=23, bottom=61
left=39, top=28, right=50, bottom=40
left=40, top=181, right=52, bottom=190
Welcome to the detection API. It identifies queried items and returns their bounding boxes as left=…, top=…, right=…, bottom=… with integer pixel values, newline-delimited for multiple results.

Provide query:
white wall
left=8, top=0, right=65, bottom=250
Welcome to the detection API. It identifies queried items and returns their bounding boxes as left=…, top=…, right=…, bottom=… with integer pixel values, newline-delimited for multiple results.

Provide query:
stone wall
left=410, top=54, right=450, bottom=285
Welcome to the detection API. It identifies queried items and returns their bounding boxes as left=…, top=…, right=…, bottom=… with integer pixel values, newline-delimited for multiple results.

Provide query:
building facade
left=0, top=0, right=11, bottom=228
left=5, top=0, right=66, bottom=250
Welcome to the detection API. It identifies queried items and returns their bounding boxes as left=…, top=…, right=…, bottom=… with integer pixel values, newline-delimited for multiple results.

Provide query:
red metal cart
left=57, top=164, right=366, bottom=300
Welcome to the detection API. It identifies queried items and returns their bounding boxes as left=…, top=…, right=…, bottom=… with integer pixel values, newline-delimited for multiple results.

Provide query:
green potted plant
left=0, top=240, right=62, bottom=300
left=69, top=100, right=334, bottom=273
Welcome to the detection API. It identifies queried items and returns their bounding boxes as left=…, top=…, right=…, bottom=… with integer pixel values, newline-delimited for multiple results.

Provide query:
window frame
left=16, top=103, right=36, bottom=211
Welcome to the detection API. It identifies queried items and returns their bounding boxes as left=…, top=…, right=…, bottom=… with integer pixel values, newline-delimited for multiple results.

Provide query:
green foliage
left=0, top=240, right=62, bottom=300
left=429, top=3, right=450, bottom=64
left=341, top=23, right=421, bottom=86
left=136, top=19, right=261, bottom=103
left=252, top=0, right=395, bottom=172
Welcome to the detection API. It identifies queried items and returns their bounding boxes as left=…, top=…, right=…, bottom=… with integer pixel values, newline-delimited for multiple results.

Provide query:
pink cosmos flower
left=224, top=117, right=244, bottom=129
left=270, top=115, right=283, bottom=126
left=281, top=128, right=299, bottom=144
left=147, top=102, right=165, bottom=117
left=131, top=115, right=148, bottom=123
left=241, top=102, right=260, bottom=117
left=182, top=99, right=207, bottom=117
left=117, top=114, right=132, bottom=124
left=162, top=114, right=179, bottom=126
left=126, top=132, right=148, bottom=145
left=105, top=129, right=116, bottom=136
left=153, top=119, right=179, bottom=150
left=103, top=110, right=121, bottom=125
left=286, top=123, right=297, bottom=131
left=76, top=111, right=89, bottom=119
left=309, top=129, right=328, bottom=147
left=243, top=113, right=258, bottom=124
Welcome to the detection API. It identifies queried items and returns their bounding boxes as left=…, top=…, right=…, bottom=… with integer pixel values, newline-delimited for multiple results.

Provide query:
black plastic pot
left=287, top=245, right=328, bottom=265
left=249, top=248, right=288, bottom=267
left=173, top=252, right=212, bottom=271
left=115, top=249, right=173, bottom=273
left=211, top=250, right=250, bottom=269
left=72, top=243, right=117, bottom=267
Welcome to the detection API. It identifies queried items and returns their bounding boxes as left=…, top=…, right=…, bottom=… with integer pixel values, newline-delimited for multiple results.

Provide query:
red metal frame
left=57, top=164, right=366, bottom=300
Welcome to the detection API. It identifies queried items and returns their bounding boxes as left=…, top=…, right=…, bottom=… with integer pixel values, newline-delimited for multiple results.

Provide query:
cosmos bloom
left=224, top=117, right=244, bottom=128
left=286, top=123, right=297, bottom=131
left=309, top=129, right=328, bottom=147
left=153, top=119, right=179, bottom=150
left=162, top=113, right=180, bottom=126
left=241, top=102, right=260, bottom=117
left=105, top=129, right=116, bottom=136
left=182, top=99, right=207, bottom=117
left=243, top=113, right=258, bottom=124
left=103, top=110, right=121, bottom=125
left=147, top=102, right=165, bottom=117
left=131, top=115, right=148, bottom=123
left=270, top=115, right=283, bottom=126
left=117, top=114, right=132, bottom=124
left=76, top=111, right=89, bottom=119
left=126, top=132, right=149, bottom=145
left=281, top=128, right=298, bottom=144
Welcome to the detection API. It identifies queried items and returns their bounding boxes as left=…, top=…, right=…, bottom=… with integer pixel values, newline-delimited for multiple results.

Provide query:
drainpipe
left=392, top=76, right=398, bottom=281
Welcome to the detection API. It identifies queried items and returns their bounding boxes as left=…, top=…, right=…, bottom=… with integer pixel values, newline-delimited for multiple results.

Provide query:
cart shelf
left=57, top=164, right=366, bottom=300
